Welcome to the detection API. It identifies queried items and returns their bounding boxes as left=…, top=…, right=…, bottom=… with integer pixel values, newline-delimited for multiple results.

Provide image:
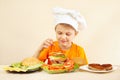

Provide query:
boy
left=33, top=7, right=88, bottom=65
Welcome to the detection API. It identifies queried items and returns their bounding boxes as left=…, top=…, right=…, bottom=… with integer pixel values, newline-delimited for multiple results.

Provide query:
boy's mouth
left=60, top=40, right=67, bottom=44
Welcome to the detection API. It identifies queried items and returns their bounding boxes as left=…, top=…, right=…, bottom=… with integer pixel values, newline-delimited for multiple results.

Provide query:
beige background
left=0, top=0, right=120, bottom=65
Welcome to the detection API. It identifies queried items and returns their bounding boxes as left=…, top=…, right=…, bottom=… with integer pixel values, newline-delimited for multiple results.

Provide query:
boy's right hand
left=33, top=38, right=53, bottom=58
left=41, top=38, right=54, bottom=49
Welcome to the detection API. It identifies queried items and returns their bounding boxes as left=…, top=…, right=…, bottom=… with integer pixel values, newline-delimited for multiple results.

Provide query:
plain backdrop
left=0, top=0, right=120, bottom=65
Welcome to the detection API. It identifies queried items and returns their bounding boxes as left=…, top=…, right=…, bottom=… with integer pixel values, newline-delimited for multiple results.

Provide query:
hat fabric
left=53, top=7, right=87, bottom=32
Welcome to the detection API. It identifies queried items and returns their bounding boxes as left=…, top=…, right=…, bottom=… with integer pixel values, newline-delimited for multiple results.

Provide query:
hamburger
left=41, top=52, right=79, bottom=73
left=22, top=57, right=40, bottom=66
left=48, top=52, right=67, bottom=64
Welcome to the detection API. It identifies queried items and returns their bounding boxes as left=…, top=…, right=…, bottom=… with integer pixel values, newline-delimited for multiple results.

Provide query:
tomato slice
left=49, top=65, right=65, bottom=70
left=64, top=60, right=74, bottom=71
left=42, top=59, right=75, bottom=72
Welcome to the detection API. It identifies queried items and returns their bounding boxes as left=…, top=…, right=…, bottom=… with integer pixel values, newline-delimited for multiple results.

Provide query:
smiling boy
left=33, top=7, right=88, bottom=65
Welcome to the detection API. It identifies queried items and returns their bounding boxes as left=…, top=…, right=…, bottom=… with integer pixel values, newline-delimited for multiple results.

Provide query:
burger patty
left=88, top=63, right=112, bottom=71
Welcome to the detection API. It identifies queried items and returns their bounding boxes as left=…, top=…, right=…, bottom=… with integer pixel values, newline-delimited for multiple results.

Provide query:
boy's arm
left=33, top=46, right=43, bottom=58
left=33, top=38, right=53, bottom=58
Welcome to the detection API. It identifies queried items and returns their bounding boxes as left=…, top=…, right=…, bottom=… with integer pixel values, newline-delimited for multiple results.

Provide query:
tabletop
left=0, top=65, right=120, bottom=80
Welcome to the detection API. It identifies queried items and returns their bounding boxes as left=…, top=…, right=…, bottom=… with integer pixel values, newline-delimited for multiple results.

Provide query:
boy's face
left=55, top=24, right=77, bottom=49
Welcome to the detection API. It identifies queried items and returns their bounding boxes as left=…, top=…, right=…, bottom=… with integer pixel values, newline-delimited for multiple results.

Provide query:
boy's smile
left=55, top=23, right=77, bottom=50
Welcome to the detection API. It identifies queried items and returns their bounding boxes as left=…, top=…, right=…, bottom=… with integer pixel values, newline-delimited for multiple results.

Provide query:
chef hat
left=53, top=7, right=87, bottom=32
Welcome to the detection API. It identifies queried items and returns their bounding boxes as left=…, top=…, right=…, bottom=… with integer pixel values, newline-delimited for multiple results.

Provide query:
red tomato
left=64, top=60, right=74, bottom=71
left=49, top=65, right=65, bottom=70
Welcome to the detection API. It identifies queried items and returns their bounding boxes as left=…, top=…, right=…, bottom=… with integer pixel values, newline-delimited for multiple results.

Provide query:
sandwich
left=48, top=52, right=67, bottom=64
left=42, top=52, right=79, bottom=73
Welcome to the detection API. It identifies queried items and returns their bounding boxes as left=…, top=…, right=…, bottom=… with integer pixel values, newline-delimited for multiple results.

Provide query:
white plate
left=79, top=65, right=118, bottom=73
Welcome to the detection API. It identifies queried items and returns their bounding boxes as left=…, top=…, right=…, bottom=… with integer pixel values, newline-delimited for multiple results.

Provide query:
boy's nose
left=61, top=34, right=67, bottom=39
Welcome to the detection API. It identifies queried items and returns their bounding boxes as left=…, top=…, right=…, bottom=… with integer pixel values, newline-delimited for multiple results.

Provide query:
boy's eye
left=66, top=33, right=71, bottom=36
left=57, top=32, right=62, bottom=35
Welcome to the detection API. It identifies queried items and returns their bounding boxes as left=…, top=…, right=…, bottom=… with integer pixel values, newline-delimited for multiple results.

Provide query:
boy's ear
left=75, top=32, right=78, bottom=35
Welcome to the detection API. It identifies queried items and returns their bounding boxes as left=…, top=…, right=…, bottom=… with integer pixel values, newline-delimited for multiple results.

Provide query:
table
left=0, top=65, right=120, bottom=80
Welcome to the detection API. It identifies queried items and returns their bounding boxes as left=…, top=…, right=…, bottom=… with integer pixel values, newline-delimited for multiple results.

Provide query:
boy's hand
left=33, top=38, right=53, bottom=58
left=41, top=38, right=53, bottom=48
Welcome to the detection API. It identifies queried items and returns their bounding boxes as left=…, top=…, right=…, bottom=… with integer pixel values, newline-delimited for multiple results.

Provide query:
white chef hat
left=53, top=7, right=87, bottom=32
